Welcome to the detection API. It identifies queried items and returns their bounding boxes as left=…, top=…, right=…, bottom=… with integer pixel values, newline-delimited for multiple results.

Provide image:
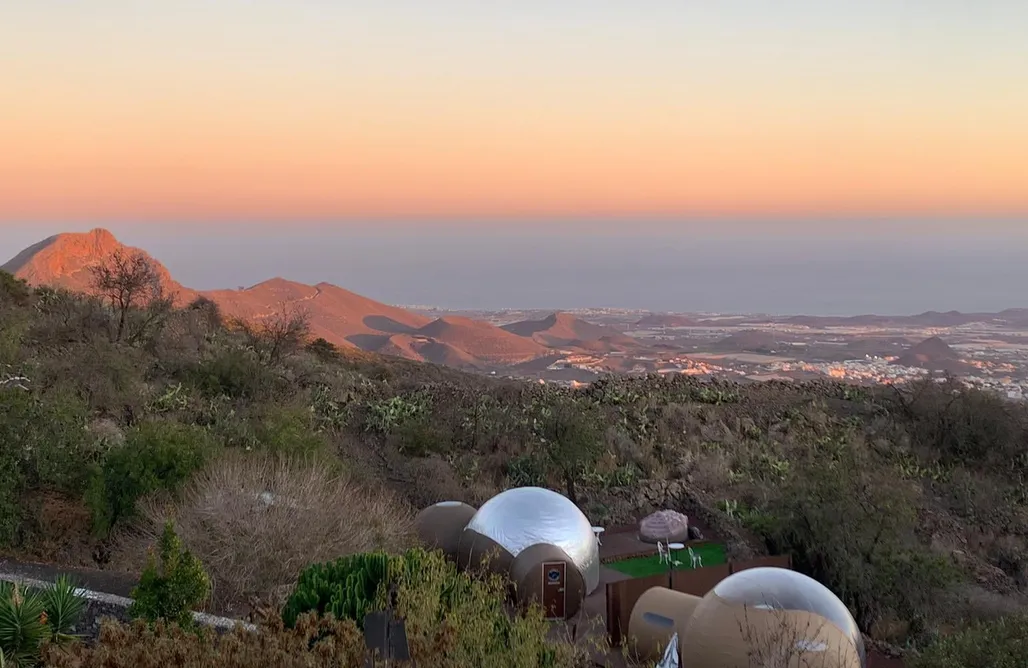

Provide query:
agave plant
left=41, top=576, right=86, bottom=642
left=0, top=582, right=48, bottom=667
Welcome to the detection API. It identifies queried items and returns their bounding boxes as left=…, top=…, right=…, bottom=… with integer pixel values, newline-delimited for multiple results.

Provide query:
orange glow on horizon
left=2, top=3, right=1027, bottom=223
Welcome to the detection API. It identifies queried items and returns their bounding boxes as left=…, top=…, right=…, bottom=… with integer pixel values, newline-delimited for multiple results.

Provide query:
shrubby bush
left=742, top=426, right=957, bottom=636
left=139, top=452, right=413, bottom=611
left=129, top=522, right=210, bottom=628
left=0, top=389, right=89, bottom=546
left=283, top=548, right=588, bottom=668
left=44, top=550, right=591, bottom=668
left=189, top=346, right=276, bottom=400
left=86, top=421, right=215, bottom=535
left=42, top=614, right=368, bottom=668
left=909, top=612, right=1028, bottom=668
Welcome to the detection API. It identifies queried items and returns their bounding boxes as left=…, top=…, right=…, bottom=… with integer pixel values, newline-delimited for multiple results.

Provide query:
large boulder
left=638, top=509, right=690, bottom=544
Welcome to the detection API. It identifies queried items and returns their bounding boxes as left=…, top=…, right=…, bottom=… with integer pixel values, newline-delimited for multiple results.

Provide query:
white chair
left=656, top=541, right=668, bottom=564
left=688, top=546, right=702, bottom=568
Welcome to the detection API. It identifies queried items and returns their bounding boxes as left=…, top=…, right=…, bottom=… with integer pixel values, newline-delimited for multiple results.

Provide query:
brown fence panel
left=606, top=555, right=794, bottom=645
left=672, top=563, right=730, bottom=596
left=606, top=572, right=668, bottom=646
left=730, top=555, right=792, bottom=573
left=606, top=580, right=624, bottom=646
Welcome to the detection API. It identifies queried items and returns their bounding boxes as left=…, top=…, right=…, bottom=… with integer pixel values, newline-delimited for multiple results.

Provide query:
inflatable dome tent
left=415, top=501, right=477, bottom=559
left=629, top=568, right=865, bottom=668
left=453, top=486, right=600, bottom=619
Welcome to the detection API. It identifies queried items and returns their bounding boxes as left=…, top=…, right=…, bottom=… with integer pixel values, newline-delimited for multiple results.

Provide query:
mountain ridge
left=3, top=229, right=545, bottom=368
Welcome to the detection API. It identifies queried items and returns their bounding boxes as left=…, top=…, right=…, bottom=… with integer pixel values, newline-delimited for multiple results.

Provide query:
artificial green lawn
left=605, top=542, right=727, bottom=578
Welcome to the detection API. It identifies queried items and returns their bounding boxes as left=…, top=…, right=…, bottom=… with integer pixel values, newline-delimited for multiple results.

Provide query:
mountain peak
left=2, top=228, right=193, bottom=303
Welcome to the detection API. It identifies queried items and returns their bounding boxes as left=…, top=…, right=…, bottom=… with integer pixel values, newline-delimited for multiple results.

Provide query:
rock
left=638, top=509, right=690, bottom=544
left=638, top=479, right=757, bottom=560
left=687, top=525, right=704, bottom=541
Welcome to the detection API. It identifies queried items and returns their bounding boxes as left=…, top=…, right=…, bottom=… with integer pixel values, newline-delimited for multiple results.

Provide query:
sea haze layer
left=4, top=225, right=1027, bottom=316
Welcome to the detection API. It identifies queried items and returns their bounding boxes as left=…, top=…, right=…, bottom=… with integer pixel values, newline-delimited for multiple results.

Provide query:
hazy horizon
left=4, top=222, right=1027, bottom=316
left=4, top=3, right=1027, bottom=315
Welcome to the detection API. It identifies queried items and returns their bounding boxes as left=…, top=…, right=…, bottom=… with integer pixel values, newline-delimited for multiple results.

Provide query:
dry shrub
left=140, top=452, right=414, bottom=612
left=42, top=614, right=367, bottom=668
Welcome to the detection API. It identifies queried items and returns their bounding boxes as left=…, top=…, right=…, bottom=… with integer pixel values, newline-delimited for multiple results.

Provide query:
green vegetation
left=86, top=422, right=214, bottom=536
left=128, top=522, right=210, bottom=628
left=282, top=551, right=394, bottom=629
left=3, top=261, right=1028, bottom=663
left=909, top=613, right=1028, bottom=668
left=0, top=576, right=85, bottom=666
left=605, top=543, right=727, bottom=579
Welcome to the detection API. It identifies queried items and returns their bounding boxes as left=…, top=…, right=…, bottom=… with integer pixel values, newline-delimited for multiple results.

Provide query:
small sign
left=363, top=611, right=410, bottom=662
left=547, top=568, right=561, bottom=583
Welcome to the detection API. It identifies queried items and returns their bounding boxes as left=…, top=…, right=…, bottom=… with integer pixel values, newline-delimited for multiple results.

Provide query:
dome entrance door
left=541, top=561, right=567, bottom=619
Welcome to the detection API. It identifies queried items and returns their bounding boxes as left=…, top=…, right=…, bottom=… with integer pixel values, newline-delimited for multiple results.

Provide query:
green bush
left=129, top=522, right=211, bottom=628
left=191, top=347, right=277, bottom=399
left=910, top=613, right=1028, bottom=668
left=281, top=549, right=584, bottom=668
left=254, top=406, right=327, bottom=456
left=0, top=271, right=31, bottom=308
left=86, top=421, right=214, bottom=534
left=747, top=434, right=958, bottom=634
left=0, top=390, right=89, bottom=546
left=282, top=551, right=393, bottom=629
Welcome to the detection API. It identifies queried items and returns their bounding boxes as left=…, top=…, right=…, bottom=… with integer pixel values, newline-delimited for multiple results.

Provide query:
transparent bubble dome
left=465, top=486, right=600, bottom=592
left=710, top=567, right=865, bottom=664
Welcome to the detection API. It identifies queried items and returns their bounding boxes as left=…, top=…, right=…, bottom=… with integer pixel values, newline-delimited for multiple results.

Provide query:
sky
left=2, top=2, right=1027, bottom=313
left=2, top=1, right=1027, bottom=225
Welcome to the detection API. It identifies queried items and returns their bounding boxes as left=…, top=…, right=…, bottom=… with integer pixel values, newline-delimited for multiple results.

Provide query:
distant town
left=407, top=305, right=1028, bottom=399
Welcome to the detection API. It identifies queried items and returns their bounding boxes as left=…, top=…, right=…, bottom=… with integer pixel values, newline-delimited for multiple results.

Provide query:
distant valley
left=5, top=228, right=1028, bottom=397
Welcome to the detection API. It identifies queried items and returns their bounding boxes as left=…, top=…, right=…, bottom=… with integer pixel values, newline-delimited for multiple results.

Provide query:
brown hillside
left=377, top=334, right=483, bottom=368
left=3, top=228, right=197, bottom=305
left=501, top=311, right=634, bottom=347
left=203, top=278, right=431, bottom=349
left=892, top=336, right=974, bottom=374
left=417, top=316, right=548, bottom=365
left=2, top=229, right=546, bottom=369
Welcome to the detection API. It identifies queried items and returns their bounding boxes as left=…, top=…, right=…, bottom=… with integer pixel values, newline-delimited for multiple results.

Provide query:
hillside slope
left=418, top=316, right=549, bottom=365
left=3, top=229, right=547, bottom=368
left=893, top=336, right=974, bottom=373
left=501, top=311, right=636, bottom=348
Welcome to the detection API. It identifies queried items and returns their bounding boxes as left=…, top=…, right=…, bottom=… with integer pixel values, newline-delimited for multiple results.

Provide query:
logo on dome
left=546, top=569, right=561, bottom=582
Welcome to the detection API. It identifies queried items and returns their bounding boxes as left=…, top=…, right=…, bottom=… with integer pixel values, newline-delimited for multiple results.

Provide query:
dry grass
left=137, top=451, right=415, bottom=612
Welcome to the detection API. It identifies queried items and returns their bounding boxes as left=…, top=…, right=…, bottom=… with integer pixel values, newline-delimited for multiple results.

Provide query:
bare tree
left=231, top=303, right=311, bottom=365
left=89, top=250, right=173, bottom=343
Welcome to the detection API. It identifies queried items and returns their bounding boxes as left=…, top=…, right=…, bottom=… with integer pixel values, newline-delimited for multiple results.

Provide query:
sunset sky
left=3, top=1, right=1027, bottom=230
